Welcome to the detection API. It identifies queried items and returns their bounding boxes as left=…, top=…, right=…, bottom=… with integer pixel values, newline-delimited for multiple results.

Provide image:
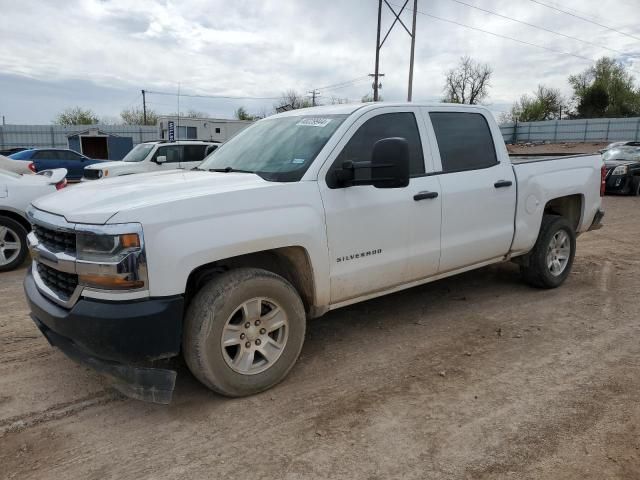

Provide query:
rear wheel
left=183, top=268, right=306, bottom=397
left=520, top=215, right=576, bottom=289
left=0, top=217, right=28, bottom=272
left=631, top=176, right=640, bottom=196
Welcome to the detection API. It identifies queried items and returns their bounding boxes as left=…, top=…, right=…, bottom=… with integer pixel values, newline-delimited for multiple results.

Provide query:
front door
left=152, top=145, right=183, bottom=171
left=319, top=108, right=442, bottom=304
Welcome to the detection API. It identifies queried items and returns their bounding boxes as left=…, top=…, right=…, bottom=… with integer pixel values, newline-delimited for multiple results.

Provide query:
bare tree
left=276, top=89, right=312, bottom=110
left=442, top=56, right=493, bottom=105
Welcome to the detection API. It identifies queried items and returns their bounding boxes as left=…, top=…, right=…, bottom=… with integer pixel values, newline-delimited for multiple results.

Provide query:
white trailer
left=157, top=116, right=252, bottom=143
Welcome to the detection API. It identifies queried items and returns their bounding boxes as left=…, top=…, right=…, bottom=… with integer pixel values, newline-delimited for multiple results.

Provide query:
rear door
left=32, top=150, right=63, bottom=173
left=424, top=109, right=516, bottom=273
left=151, top=145, right=183, bottom=171
left=180, top=144, right=208, bottom=170
left=61, top=150, right=87, bottom=179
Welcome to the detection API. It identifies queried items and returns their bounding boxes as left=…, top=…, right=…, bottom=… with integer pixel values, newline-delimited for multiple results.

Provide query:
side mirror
left=370, top=137, right=410, bottom=188
left=156, top=155, right=167, bottom=164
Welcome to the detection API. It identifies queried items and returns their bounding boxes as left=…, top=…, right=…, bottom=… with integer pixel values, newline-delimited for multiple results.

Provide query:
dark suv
left=603, top=144, right=640, bottom=195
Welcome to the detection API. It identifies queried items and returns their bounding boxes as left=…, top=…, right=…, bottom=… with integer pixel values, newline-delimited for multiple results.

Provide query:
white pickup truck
left=23, top=103, right=604, bottom=403
left=82, top=140, right=220, bottom=180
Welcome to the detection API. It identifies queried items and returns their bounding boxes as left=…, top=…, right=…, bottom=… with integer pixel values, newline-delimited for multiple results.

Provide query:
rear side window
left=183, top=145, right=207, bottom=162
left=331, top=112, right=425, bottom=182
left=429, top=112, right=497, bottom=172
left=33, top=150, right=63, bottom=160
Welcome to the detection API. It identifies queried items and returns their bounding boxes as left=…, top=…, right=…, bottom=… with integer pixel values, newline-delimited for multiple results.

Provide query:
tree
left=120, top=107, right=158, bottom=125
left=442, top=56, right=492, bottom=104
left=361, top=93, right=382, bottom=103
left=569, top=57, right=640, bottom=117
left=276, top=89, right=312, bottom=110
left=54, top=107, right=99, bottom=125
left=504, top=85, right=565, bottom=122
left=234, top=106, right=258, bottom=121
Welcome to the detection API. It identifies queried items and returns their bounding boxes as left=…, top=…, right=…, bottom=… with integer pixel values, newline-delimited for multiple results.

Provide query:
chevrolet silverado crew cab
left=82, top=140, right=220, bottom=180
left=24, top=103, right=605, bottom=403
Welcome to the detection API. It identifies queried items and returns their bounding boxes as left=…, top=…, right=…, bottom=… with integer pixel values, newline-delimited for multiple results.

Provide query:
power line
left=527, top=0, right=640, bottom=43
left=145, top=90, right=282, bottom=100
left=390, top=2, right=595, bottom=63
left=314, top=76, right=369, bottom=91
left=445, top=0, right=625, bottom=55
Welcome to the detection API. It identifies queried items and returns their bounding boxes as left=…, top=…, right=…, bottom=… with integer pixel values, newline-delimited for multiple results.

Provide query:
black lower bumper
left=605, top=174, right=632, bottom=194
left=24, top=268, right=184, bottom=404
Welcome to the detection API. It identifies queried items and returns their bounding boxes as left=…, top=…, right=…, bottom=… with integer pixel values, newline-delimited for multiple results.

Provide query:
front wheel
left=520, top=215, right=576, bottom=289
left=0, top=217, right=28, bottom=272
left=183, top=268, right=306, bottom=397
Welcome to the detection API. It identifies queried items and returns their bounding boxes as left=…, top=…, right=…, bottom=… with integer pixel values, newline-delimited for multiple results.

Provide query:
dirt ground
left=1, top=196, right=639, bottom=480
left=507, top=142, right=608, bottom=155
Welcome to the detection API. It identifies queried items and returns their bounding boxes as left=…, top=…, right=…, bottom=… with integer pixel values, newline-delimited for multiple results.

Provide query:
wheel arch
left=543, top=194, right=583, bottom=232
left=0, top=209, right=31, bottom=233
left=185, top=246, right=318, bottom=317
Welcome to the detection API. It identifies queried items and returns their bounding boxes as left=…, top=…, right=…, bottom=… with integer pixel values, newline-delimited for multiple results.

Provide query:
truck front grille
left=36, top=263, right=78, bottom=299
left=33, top=224, right=76, bottom=254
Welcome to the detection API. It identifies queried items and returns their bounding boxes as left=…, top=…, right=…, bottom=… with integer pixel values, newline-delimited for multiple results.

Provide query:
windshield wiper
left=208, top=167, right=255, bottom=174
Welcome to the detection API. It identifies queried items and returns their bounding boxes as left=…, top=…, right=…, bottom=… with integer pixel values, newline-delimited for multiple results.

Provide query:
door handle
left=413, top=191, right=439, bottom=201
left=494, top=180, right=513, bottom=188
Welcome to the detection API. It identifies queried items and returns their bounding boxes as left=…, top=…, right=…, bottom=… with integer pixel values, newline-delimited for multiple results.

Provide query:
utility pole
left=368, top=73, right=385, bottom=101
left=308, top=89, right=320, bottom=106
left=373, top=0, right=382, bottom=101
left=141, top=89, right=147, bottom=125
left=407, top=0, right=418, bottom=101
left=372, top=0, right=418, bottom=102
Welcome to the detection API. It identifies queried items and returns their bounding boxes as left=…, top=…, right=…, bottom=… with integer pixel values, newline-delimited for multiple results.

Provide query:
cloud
left=0, top=0, right=639, bottom=122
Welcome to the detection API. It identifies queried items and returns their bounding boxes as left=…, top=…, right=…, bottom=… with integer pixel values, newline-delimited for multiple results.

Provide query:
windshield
left=199, top=114, right=348, bottom=181
left=123, top=143, right=155, bottom=162
left=603, top=147, right=640, bottom=162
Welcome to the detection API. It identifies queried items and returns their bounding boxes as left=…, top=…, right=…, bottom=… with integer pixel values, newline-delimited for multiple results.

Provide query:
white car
left=24, top=102, right=605, bottom=403
left=0, top=168, right=67, bottom=271
left=82, top=140, right=220, bottom=180
left=0, top=154, right=33, bottom=175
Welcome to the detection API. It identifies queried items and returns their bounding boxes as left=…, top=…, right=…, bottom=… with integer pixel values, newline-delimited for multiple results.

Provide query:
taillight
left=600, top=164, right=606, bottom=197
left=55, top=179, right=67, bottom=190
left=28, top=162, right=36, bottom=173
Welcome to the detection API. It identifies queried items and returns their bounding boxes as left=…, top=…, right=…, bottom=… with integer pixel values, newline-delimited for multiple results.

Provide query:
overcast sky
left=0, top=0, right=639, bottom=124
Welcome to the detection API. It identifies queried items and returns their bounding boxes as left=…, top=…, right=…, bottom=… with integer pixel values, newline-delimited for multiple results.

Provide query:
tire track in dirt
left=0, top=390, right=123, bottom=438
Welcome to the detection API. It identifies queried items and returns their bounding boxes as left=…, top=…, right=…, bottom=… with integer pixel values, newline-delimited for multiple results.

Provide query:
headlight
left=612, top=165, right=628, bottom=175
left=76, top=230, right=147, bottom=290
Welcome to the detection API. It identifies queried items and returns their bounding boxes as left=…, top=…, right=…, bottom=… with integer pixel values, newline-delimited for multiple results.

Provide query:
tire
left=631, top=177, right=640, bottom=196
left=0, top=216, right=28, bottom=272
left=183, top=268, right=306, bottom=397
left=520, top=214, right=576, bottom=289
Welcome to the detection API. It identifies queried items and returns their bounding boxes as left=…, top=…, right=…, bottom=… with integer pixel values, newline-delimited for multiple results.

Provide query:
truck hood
left=32, top=169, right=272, bottom=224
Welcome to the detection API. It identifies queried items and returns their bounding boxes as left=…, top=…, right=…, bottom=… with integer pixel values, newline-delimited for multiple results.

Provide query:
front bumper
left=24, top=268, right=184, bottom=404
left=605, top=174, right=632, bottom=194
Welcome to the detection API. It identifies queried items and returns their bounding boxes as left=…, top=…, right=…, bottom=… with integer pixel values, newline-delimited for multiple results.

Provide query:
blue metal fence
left=500, top=117, right=640, bottom=143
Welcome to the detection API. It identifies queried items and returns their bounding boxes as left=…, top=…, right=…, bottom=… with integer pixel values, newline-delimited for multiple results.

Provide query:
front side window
left=429, top=112, right=498, bottom=173
left=200, top=114, right=347, bottom=182
left=327, top=112, right=425, bottom=187
left=154, top=145, right=181, bottom=163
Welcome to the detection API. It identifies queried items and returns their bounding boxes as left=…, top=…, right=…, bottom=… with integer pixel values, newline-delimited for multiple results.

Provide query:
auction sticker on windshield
left=297, top=118, right=332, bottom=127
